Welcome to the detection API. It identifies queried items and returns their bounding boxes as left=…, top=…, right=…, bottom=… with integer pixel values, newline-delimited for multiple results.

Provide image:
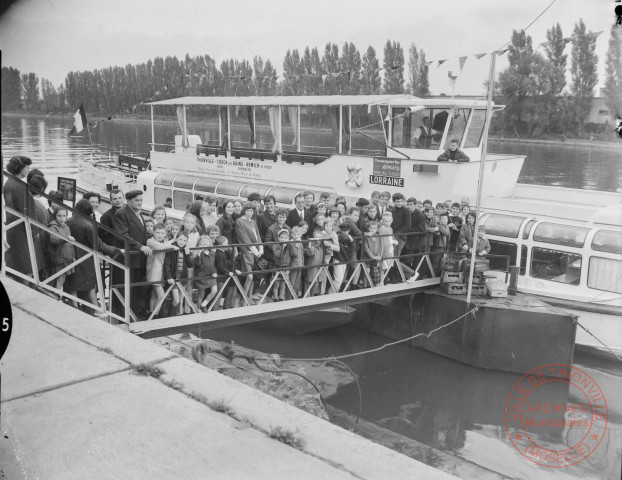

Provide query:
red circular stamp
left=504, top=364, right=608, bottom=468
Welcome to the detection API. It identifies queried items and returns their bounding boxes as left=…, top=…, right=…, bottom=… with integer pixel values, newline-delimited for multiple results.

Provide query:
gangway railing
left=2, top=170, right=134, bottom=324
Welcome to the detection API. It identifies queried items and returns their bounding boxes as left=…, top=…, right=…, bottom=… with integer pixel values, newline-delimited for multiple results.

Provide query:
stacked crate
left=440, top=256, right=465, bottom=294
left=463, top=258, right=490, bottom=296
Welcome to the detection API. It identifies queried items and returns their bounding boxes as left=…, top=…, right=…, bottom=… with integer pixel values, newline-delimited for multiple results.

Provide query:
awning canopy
left=147, top=94, right=414, bottom=107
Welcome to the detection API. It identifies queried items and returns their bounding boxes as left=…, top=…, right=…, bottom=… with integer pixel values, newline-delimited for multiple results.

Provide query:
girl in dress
left=194, top=235, right=218, bottom=311
left=146, top=223, right=178, bottom=316
left=46, top=206, right=77, bottom=305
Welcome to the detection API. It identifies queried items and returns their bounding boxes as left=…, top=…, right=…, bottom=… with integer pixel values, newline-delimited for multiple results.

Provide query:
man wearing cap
left=235, top=202, right=264, bottom=302
left=113, top=189, right=152, bottom=319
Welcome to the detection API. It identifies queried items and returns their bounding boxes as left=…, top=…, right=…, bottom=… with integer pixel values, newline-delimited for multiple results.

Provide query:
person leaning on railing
left=68, top=199, right=123, bottom=317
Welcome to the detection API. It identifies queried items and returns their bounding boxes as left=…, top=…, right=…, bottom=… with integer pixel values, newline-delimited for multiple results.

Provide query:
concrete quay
left=0, top=277, right=456, bottom=480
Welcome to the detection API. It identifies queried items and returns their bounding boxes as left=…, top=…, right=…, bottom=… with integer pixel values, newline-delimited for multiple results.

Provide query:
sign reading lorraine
left=370, top=157, right=404, bottom=187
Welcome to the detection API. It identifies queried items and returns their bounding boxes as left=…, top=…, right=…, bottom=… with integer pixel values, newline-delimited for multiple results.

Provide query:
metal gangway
left=3, top=169, right=449, bottom=336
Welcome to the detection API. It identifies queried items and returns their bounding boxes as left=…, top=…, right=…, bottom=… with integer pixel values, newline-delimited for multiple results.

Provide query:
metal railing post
left=124, top=237, right=131, bottom=324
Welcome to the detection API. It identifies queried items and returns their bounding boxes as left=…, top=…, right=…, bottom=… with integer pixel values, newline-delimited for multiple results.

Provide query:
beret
left=125, top=190, right=143, bottom=200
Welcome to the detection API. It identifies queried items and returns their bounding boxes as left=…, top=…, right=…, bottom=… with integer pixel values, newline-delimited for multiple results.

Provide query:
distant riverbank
left=4, top=111, right=621, bottom=150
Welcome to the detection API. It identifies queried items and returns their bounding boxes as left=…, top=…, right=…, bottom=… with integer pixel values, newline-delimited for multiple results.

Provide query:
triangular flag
left=68, top=102, right=87, bottom=136
left=589, top=31, right=603, bottom=39
left=518, top=47, right=529, bottom=54
left=425, top=61, right=434, bottom=66
left=540, top=41, right=549, bottom=48
left=474, top=52, right=487, bottom=59
left=437, top=59, right=448, bottom=67
left=563, top=37, right=572, bottom=44
left=458, top=56, right=467, bottom=71
left=497, top=48, right=510, bottom=55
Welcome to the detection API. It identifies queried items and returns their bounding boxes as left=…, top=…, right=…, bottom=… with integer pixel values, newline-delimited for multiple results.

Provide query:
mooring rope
left=572, top=315, right=622, bottom=363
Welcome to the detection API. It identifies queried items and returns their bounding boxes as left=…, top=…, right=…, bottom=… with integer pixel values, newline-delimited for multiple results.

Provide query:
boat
left=76, top=94, right=621, bottom=355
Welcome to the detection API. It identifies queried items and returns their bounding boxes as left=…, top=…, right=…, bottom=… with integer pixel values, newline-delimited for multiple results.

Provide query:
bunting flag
left=497, top=48, right=510, bottom=55
left=425, top=60, right=434, bottom=66
left=437, top=59, right=448, bottom=67
left=68, top=102, right=87, bottom=136
left=474, top=52, right=487, bottom=59
left=458, top=56, right=468, bottom=71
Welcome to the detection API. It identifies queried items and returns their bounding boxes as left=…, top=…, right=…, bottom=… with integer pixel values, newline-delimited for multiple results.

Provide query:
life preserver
left=345, top=163, right=364, bottom=189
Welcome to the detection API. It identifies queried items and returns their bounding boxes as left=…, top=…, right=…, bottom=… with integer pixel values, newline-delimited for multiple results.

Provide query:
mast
left=466, top=51, right=497, bottom=304
left=150, top=105, right=155, bottom=151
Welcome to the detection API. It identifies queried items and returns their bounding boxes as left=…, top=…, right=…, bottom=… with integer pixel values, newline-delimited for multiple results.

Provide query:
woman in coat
left=4, top=155, right=35, bottom=278
left=67, top=199, right=122, bottom=316
left=459, top=212, right=477, bottom=253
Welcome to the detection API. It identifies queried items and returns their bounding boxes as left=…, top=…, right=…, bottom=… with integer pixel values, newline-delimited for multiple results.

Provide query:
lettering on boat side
left=196, top=156, right=273, bottom=178
left=504, top=364, right=608, bottom=468
left=369, top=175, right=404, bottom=187
left=373, top=157, right=401, bottom=177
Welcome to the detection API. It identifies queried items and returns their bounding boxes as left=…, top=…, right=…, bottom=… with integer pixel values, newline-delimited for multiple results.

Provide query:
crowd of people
left=3, top=154, right=491, bottom=321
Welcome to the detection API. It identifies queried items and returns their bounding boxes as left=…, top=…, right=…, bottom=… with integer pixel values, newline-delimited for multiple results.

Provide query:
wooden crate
left=441, top=282, right=466, bottom=295
left=441, top=271, right=463, bottom=284
left=470, top=284, right=486, bottom=296
left=486, top=279, right=508, bottom=298
left=463, top=258, right=490, bottom=274
left=441, top=257, right=464, bottom=273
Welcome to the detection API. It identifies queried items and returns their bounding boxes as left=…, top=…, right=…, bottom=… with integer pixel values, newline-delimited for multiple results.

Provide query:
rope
left=573, top=315, right=622, bottom=363
left=279, top=305, right=479, bottom=362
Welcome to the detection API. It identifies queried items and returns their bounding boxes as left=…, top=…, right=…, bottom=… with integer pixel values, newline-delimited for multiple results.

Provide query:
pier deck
left=130, top=278, right=440, bottom=338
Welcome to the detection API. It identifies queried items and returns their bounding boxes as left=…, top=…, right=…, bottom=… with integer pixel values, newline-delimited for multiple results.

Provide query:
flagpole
left=466, top=50, right=497, bottom=305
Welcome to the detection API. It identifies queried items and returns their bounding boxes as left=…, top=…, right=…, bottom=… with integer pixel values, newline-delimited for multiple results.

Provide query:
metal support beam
left=130, top=278, right=440, bottom=338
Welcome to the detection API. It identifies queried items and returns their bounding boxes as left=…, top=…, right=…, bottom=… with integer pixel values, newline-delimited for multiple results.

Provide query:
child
left=378, top=213, right=397, bottom=282
left=322, top=220, right=340, bottom=293
left=152, top=206, right=166, bottom=225
left=205, top=224, right=221, bottom=244
left=313, top=214, right=325, bottom=231
left=297, top=221, right=309, bottom=238
left=304, top=228, right=325, bottom=296
left=474, top=226, right=491, bottom=256
left=170, top=223, right=181, bottom=240
left=146, top=223, right=178, bottom=317
left=288, top=226, right=304, bottom=298
left=162, top=231, right=193, bottom=315
left=271, top=229, right=291, bottom=301
left=194, top=235, right=218, bottom=311
left=213, top=236, right=241, bottom=310
left=164, top=218, right=175, bottom=240
left=432, top=212, right=451, bottom=275
left=180, top=213, right=200, bottom=314
left=363, top=221, right=383, bottom=286
left=46, top=206, right=77, bottom=305
left=144, top=217, right=154, bottom=238
left=315, top=202, right=328, bottom=218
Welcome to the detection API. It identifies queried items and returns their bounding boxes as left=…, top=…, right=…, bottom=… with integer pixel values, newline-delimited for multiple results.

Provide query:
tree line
left=0, top=40, right=429, bottom=117
left=1, top=21, right=620, bottom=139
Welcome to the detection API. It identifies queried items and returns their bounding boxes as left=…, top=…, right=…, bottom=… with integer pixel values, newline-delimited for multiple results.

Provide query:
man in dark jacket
left=391, top=192, right=411, bottom=257
left=256, top=194, right=277, bottom=241
left=286, top=194, right=313, bottom=233
left=403, top=197, right=427, bottom=267
left=112, top=190, right=152, bottom=319
left=99, top=189, right=125, bottom=245
left=437, top=139, right=470, bottom=162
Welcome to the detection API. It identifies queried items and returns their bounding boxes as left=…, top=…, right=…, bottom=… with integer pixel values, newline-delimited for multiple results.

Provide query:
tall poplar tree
left=406, top=43, right=419, bottom=95
left=382, top=40, right=404, bottom=94
left=416, top=50, right=430, bottom=96
left=570, top=19, right=598, bottom=132
left=603, top=25, right=622, bottom=118
left=361, top=46, right=381, bottom=94
left=21, top=72, right=39, bottom=112
left=1, top=67, right=22, bottom=111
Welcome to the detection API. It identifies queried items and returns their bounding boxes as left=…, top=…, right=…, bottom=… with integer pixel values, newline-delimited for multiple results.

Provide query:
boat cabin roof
left=147, top=95, right=497, bottom=109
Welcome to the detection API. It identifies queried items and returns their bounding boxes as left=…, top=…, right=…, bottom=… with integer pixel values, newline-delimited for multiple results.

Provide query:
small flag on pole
left=68, top=102, right=87, bottom=136
left=458, top=56, right=468, bottom=70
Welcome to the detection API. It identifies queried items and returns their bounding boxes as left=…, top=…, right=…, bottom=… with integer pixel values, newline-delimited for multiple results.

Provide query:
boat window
left=488, top=240, right=517, bottom=271
left=522, top=219, right=537, bottom=239
left=533, top=223, right=589, bottom=248
left=239, top=184, right=272, bottom=199
left=154, top=188, right=172, bottom=207
left=271, top=187, right=303, bottom=206
left=591, top=229, right=622, bottom=254
left=215, top=182, right=245, bottom=197
left=443, top=108, right=471, bottom=149
left=173, top=190, right=193, bottom=211
left=173, top=176, right=197, bottom=189
left=154, top=173, right=176, bottom=186
left=463, top=110, right=486, bottom=148
left=481, top=214, right=525, bottom=238
left=520, top=245, right=528, bottom=275
left=588, top=257, right=622, bottom=293
left=195, top=178, right=221, bottom=193
left=530, top=247, right=581, bottom=285
left=403, top=108, right=449, bottom=150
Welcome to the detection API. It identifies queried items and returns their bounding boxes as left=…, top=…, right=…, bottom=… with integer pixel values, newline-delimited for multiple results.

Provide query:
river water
left=2, top=114, right=622, bottom=479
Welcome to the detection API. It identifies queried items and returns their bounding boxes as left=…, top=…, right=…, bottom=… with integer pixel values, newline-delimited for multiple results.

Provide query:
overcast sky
left=0, top=0, right=615, bottom=96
